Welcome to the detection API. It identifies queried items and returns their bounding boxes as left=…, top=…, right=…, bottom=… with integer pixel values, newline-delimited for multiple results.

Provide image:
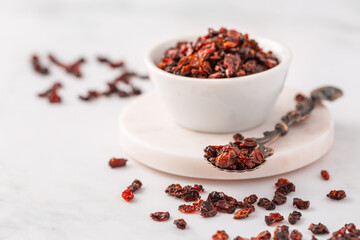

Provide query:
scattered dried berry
left=327, top=190, right=346, bottom=200
left=79, top=90, right=102, bottom=101
left=31, top=55, right=49, bottom=75
left=288, top=211, right=302, bottom=225
left=158, top=28, right=279, bottom=78
left=204, top=138, right=266, bottom=171
left=199, top=200, right=217, bottom=217
left=293, top=198, right=310, bottom=210
left=207, top=191, right=238, bottom=213
left=290, top=230, right=302, bottom=240
left=212, top=230, right=229, bottom=240
left=178, top=204, right=196, bottom=214
left=38, top=82, right=62, bottom=103
left=265, top=212, right=284, bottom=226
left=127, top=179, right=142, bottom=192
left=295, top=94, right=306, bottom=102
left=233, top=207, right=254, bottom=219
left=150, top=211, right=170, bottom=222
left=272, top=191, right=287, bottom=205
left=276, top=182, right=296, bottom=195
left=48, top=54, right=85, bottom=78
left=244, top=194, right=258, bottom=205
left=308, top=223, right=330, bottom=235
left=165, top=184, right=203, bottom=202
left=108, top=158, right=127, bottom=168
left=233, top=133, right=244, bottom=142
left=274, top=225, right=289, bottom=240
left=193, top=199, right=204, bottom=210
left=329, top=223, right=360, bottom=240
left=173, top=218, right=187, bottom=229
left=321, top=170, right=330, bottom=180
left=122, top=189, right=134, bottom=202
left=275, top=178, right=290, bottom=188
left=234, top=231, right=271, bottom=240
left=258, top=198, right=276, bottom=210
left=97, top=56, right=124, bottom=68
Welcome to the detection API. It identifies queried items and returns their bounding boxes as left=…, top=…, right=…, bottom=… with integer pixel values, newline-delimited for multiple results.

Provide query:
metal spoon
left=204, top=86, right=343, bottom=173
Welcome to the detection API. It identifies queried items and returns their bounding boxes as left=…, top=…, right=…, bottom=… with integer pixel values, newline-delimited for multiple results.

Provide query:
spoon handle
left=255, top=86, right=343, bottom=149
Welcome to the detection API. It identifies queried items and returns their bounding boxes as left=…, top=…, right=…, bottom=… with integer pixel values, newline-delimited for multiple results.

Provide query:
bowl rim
left=144, top=34, right=292, bottom=83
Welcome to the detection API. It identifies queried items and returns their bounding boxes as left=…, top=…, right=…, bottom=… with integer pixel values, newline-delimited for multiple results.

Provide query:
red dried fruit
left=165, top=184, right=203, bottom=201
left=207, top=191, right=238, bottom=214
left=275, top=178, right=290, bottom=188
left=233, top=133, right=244, bottom=142
left=233, top=208, right=254, bottom=219
left=79, top=90, right=101, bottom=101
left=244, top=194, right=258, bottom=205
left=272, top=191, right=287, bottom=205
left=276, top=182, right=296, bottom=195
left=199, top=201, right=217, bottom=217
left=321, top=170, right=330, bottom=180
left=128, top=179, right=142, bottom=192
left=97, top=56, right=124, bottom=68
left=330, top=223, right=360, bottom=240
left=158, top=28, right=278, bottom=78
left=108, top=158, right=127, bottom=168
left=274, top=225, right=289, bottom=240
left=288, top=211, right=302, bottom=225
left=31, top=55, right=49, bottom=75
left=234, top=231, right=271, bottom=240
left=193, top=199, right=204, bottom=210
left=173, top=218, right=187, bottom=229
left=293, top=198, right=310, bottom=210
left=265, top=212, right=284, bottom=226
left=178, top=204, right=196, bottom=214
left=38, top=82, right=62, bottom=104
left=122, top=189, right=134, bottom=202
left=150, top=211, right=170, bottom=222
left=295, top=94, right=306, bottom=102
left=258, top=198, right=276, bottom=210
left=48, top=54, right=85, bottom=78
left=308, top=223, right=330, bottom=235
left=212, top=230, right=229, bottom=240
left=290, top=230, right=302, bottom=240
left=327, top=190, right=346, bottom=200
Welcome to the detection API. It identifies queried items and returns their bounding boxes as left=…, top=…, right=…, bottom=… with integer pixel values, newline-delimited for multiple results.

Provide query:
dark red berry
left=108, top=158, right=127, bottom=168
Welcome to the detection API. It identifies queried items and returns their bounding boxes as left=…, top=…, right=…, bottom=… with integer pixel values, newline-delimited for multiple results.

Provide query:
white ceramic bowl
left=145, top=36, right=292, bottom=133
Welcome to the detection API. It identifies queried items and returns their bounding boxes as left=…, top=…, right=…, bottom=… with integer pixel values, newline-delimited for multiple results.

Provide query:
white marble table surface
left=0, top=0, right=359, bottom=239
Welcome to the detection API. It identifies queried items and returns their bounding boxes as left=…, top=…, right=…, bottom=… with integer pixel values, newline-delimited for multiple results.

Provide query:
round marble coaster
left=119, top=88, right=334, bottom=180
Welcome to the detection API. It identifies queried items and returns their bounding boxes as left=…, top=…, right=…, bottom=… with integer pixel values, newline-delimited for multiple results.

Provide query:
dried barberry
left=122, top=189, right=134, bottom=202
left=329, top=223, right=360, bottom=240
left=178, top=204, right=196, bottom=214
left=309, top=223, right=329, bottom=235
left=193, top=199, right=204, bottom=210
left=235, top=231, right=271, bottom=240
left=31, top=55, right=49, bottom=75
left=244, top=194, right=258, bottom=205
left=173, top=218, right=187, bottom=229
left=274, top=225, right=289, bottom=240
left=295, top=94, right=306, bottom=102
left=321, top=170, right=330, bottom=180
left=293, top=198, right=310, bottom=210
left=276, top=182, right=296, bottom=195
left=288, top=211, right=302, bottom=225
left=265, top=213, right=284, bottom=226
left=327, top=190, right=346, bottom=200
left=275, top=178, right=290, bottom=188
left=158, top=28, right=278, bottom=78
left=272, top=191, right=287, bottom=205
left=97, top=56, right=124, bottom=68
left=233, top=133, right=244, bottom=142
left=108, top=158, right=127, bottom=168
left=79, top=90, right=102, bottom=101
left=290, top=230, right=302, bottom=240
left=199, top=200, right=217, bottom=217
left=212, top=230, right=229, bottom=240
left=48, top=54, right=85, bottom=78
left=165, top=183, right=202, bottom=201
left=150, top=211, right=170, bottom=222
left=127, top=179, right=142, bottom=192
left=38, top=82, right=62, bottom=103
left=207, top=191, right=238, bottom=213
left=233, top=207, right=254, bottom=219
left=258, top=198, right=276, bottom=210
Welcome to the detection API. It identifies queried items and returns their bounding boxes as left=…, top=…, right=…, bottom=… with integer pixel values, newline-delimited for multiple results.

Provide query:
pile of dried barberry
left=31, top=54, right=148, bottom=104
left=158, top=27, right=279, bottom=78
left=204, top=134, right=265, bottom=170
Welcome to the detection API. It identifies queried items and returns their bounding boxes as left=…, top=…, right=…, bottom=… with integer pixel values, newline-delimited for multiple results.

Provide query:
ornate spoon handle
left=254, top=86, right=343, bottom=157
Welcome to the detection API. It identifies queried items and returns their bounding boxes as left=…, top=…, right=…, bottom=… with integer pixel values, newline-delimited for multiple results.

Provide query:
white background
left=0, top=0, right=360, bottom=239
